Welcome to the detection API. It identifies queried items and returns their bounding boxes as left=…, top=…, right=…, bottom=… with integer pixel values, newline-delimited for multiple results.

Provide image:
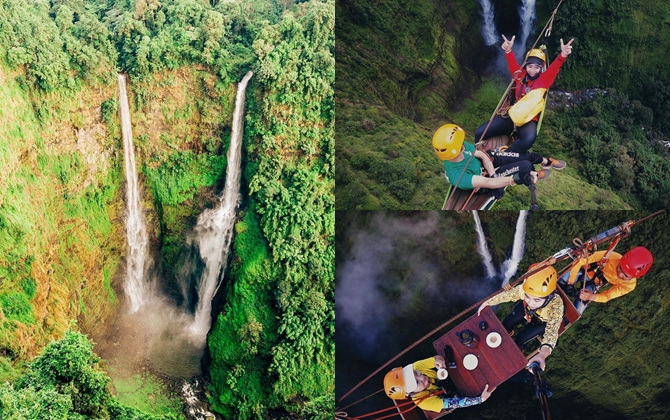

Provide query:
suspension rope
left=448, top=0, right=565, bottom=209
left=337, top=211, right=664, bottom=414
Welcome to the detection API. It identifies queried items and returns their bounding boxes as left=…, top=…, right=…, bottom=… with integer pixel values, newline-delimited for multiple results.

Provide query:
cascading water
left=518, top=0, right=537, bottom=52
left=472, top=211, right=496, bottom=279
left=477, top=0, right=500, bottom=46
left=189, top=71, right=253, bottom=342
left=501, top=210, right=528, bottom=286
left=118, top=74, right=151, bottom=313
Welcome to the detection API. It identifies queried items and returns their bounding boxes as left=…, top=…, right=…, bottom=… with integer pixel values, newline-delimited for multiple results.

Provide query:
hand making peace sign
left=501, top=35, right=515, bottom=53
left=560, top=38, right=574, bottom=58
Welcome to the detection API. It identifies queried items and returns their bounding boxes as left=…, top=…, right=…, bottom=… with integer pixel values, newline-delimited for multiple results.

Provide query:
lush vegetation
left=336, top=0, right=670, bottom=209
left=336, top=211, right=670, bottom=420
left=208, top=1, right=334, bottom=418
left=1, top=0, right=333, bottom=418
left=0, top=329, right=177, bottom=419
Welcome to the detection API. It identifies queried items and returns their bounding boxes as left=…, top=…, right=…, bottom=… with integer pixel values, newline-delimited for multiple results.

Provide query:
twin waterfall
left=190, top=70, right=254, bottom=342
left=118, top=74, right=151, bottom=314
left=118, top=71, right=253, bottom=342
left=472, top=211, right=528, bottom=283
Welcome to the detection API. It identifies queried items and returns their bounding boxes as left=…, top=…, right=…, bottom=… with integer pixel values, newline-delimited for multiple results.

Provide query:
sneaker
left=542, top=158, right=566, bottom=170
left=535, top=169, right=551, bottom=181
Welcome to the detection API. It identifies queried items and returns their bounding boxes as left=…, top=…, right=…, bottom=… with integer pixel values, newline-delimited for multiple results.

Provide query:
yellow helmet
left=384, top=365, right=417, bottom=400
left=432, top=124, right=465, bottom=161
left=522, top=266, right=557, bottom=298
left=525, top=48, right=546, bottom=66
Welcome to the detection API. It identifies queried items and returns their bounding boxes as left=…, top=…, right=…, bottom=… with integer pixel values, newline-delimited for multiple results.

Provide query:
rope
left=337, top=211, right=664, bottom=414
left=336, top=259, right=560, bottom=406
left=342, top=390, right=445, bottom=420
left=446, top=0, right=565, bottom=210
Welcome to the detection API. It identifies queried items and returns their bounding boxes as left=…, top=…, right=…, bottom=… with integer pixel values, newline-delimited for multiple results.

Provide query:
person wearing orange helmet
left=384, top=355, right=495, bottom=413
left=477, top=266, right=564, bottom=370
left=559, top=246, right=653, bottom=312
left=433, top=124, right=553, bottom=198
left=474, top=35, right=574, bottom=154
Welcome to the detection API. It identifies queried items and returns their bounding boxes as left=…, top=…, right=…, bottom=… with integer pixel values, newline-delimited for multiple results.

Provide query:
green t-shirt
left=442, top=142, right=482, bottom=190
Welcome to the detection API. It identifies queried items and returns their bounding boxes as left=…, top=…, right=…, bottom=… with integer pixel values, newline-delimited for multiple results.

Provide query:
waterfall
left=189, top=71, right=253, bottom=342
left=477, top=0, right=499, bottom=46
left=501, top=210, right=528, bottom=286
left=118, top=74, right=151, bottom=313
left=518, top=0, right=537, bottom=52
left=472, top=211, right=496, bottom=279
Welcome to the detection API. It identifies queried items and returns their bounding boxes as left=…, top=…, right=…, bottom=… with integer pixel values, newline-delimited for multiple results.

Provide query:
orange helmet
left=523, top=266, right=557, bottom=298
left=384, top=365, right=417, bottom=400
left=432, top=124, right=465, bottom=161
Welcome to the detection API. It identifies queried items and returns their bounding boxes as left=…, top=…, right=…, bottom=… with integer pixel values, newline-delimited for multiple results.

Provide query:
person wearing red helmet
left=559, top=246, right=653, bottom=310
left=383, top=355, right=495, bottom=413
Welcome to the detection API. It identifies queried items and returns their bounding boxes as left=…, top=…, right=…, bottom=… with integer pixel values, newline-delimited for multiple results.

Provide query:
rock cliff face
left=0, top=65, right=234, bottom=359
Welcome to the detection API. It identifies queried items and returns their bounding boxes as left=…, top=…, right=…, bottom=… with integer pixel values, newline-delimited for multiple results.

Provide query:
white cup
left=486, top=332, right=502, bottom=348
left=437, top=368, right=448, bottom=380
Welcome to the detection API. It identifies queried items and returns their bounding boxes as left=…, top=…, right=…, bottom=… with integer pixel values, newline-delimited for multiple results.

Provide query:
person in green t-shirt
left=433, top=124, right=559, bottom=198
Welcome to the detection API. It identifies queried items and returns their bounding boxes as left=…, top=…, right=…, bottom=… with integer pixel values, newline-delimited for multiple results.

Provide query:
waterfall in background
left=472, top=211, right=496, bottom=279
left=518, top=0, right=537, bottom=52
left=189, top=71, right=253, bottom=343
left=501, top=210, right=528, bottom=286
left=118, top=74, right=151, bottom=313
left=477, top=0, right=500, bottom=45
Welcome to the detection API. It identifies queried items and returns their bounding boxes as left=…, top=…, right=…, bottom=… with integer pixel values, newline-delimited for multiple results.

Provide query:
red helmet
left=620, top=246, right=653, bottom=278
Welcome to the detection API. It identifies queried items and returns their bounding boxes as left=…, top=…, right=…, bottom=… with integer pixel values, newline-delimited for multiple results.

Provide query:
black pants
left=502, top=301, right=546, bottom=350
left=474, top=115, right=538, bottom=153
left=485, top=150, right=544, bottom=198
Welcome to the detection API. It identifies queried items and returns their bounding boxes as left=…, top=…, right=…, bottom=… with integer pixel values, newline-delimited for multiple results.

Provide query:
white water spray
left=518, top=0, right=537, bottom=52
left=501, top=210, right=528, bottom=286
left=472, top=211, right=496, bottom=279
left=477, top=0, right=500, bottom=46
left=118, top=74, right=151, bottom=313
left=189, top=71, right=253, bottom=342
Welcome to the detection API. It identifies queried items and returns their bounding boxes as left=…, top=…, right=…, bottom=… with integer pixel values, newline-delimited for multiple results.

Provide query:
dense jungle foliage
left=0, top=0, right=333, bottom=418
left=336, top=210, right=670, bottom=420
left=335, top=0, right=670, bottom=210
left=0, top=330, right=176, bottom=419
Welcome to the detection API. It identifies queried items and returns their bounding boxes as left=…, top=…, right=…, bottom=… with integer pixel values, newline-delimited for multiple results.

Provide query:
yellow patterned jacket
left=566, top=251, right=637, bottom=303
left=484, top=284, right=563, bottom=349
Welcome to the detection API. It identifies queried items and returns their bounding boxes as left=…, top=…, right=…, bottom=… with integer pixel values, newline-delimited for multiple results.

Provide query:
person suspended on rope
left=384, top=355, right=496, bottom=413
left=474, top=35, right=574, bottom=154
left=558, top=246, right=653, bottom=308
left=477, top=266, right=563, bottom=370
left=433, top=124, right=556, bottom=198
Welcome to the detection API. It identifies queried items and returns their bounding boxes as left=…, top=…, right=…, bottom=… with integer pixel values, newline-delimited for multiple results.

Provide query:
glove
left=512, top=171, right=533, bottom=186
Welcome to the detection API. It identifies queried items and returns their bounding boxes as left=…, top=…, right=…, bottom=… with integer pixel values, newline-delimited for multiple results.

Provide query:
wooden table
left=432, top=306, right=527, bottom=397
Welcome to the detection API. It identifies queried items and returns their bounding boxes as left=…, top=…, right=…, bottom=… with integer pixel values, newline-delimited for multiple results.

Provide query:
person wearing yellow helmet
left=433, top=124, right=553, bottom=198
left=474, top=35, right=575, bottom=155
left=477, top=266, right=564, bottom=370
left=384, top=355, right=495, bottom=413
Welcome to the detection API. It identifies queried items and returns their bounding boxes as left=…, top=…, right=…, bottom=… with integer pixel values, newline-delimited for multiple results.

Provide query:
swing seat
left=442, top=135, right=513, bottom=210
